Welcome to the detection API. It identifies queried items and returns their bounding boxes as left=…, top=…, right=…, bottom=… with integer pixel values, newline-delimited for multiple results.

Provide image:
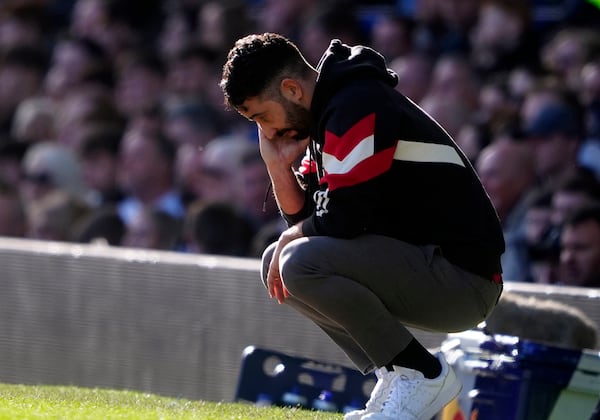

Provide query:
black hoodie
left=284, top=40, right=504, bottom=279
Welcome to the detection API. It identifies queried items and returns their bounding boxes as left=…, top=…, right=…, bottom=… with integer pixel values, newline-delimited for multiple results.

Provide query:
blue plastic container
left=442, top=330, right=600, bottom=420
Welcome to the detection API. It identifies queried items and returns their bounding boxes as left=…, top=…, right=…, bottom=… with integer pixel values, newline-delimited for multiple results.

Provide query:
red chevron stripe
left=323, top=113, right=376, bottom=159
left=322, top=146, right=395, bottom=190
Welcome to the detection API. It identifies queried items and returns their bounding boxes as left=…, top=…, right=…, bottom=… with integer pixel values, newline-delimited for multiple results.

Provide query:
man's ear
left=280, top=78, right=303, bottom=102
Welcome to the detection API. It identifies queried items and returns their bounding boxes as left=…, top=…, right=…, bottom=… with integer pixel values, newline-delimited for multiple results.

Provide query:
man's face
left=280, top=95, right=311, bottom=140
left=552, top=191, right=595, bottom=226
left=560, top=219, right=600, bottom=287
left=82, top=151, right=118, bottom=192
left=525, top=206, right=552, bottom=244
left=119, top=130, right=168, bottom=191
left=476, top=151, right=517, bottom=219
left=239, top=94, right=311, bottom=141
left=529, top=134, right=575, bottom=179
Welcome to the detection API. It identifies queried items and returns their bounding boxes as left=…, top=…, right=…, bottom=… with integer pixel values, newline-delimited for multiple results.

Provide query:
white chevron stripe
left=394, top=140, right=465, bottom=167
left=322, top=138, right=465, bottom=175
left=322, top=134, right=374, bottom=174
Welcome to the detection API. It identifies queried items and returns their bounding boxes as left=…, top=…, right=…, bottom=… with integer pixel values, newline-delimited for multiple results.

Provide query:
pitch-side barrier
left=0, top=237, right=597, bottom=403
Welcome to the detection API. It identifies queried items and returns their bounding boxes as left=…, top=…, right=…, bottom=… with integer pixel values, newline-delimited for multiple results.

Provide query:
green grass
left=0, top=384, right=343, bottom=420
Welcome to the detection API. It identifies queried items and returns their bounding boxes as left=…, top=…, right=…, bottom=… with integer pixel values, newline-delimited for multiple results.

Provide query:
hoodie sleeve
left=301, top=80, right=403, bottom=238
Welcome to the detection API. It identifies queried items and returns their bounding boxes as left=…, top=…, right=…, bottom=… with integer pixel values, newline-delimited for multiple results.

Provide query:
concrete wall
left=0, top=237, right=598, bottom=403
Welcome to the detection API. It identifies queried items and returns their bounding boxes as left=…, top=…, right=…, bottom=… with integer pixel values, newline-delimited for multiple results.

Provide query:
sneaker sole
left=418, top=367, right=462, bottom=420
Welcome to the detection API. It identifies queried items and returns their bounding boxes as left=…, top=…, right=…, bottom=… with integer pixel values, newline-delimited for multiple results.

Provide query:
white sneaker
left=361, top=353, right=462, bottom=420
left=343, top=367, right=397, bottom=420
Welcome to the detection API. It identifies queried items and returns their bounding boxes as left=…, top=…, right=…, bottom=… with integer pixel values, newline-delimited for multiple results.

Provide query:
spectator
left=524, top=186, right=560, bottom=284
left=408, top=0, right=440, bottom=54
left=117, top=127, right=185, bottom=226
left=368, top=13, right=412, bottom=62
left=577, top=57, right=600, bottom=179
left=579, top=58, right=600, bottom=125
left=157, top=4, right=196, bottom=62
left=163, top=100, right=223, bottom=149
left=73, top=205, right=125, bottom=246
left=518, top=76, right=570, bottom=130
left=0, top=2, right=51, bottom=51
left=20, top=141, right=88, bottom=204
left=551, top=168, right=600, bottom=228
left=43, top=34, right=109, bottom=102
left=248, top=217, right=288, bottom=258
left=420, top=53, right=479, bottom=137
left=436, top=0, right=481, bottom=53
left=559, top=203, right=600, bottom=288
left=469, top=0, right=540, bottom=75
left=121, top=206, right=181, bottom=251
left=0, top=139, right=28, bottom=185
left=123, top=105, right=163, bottom=139
left=185, top=200, right=254, bottom=256
left=298, top=4, right=365, bottom=67
left=419, top=94, right=470, bottom=139
left=255, top=0, right=320, bottom=41
left=10, top=96, right=56, bottom=143
left=26, top=189, right=91, bottom=242
left=541, top=27, right=600, bottom=92
left=0, top=45, right=48, bottom=135
left=423, top=53, right=480, bottom=112
left=54, top=85, right=123, bottom=149
left=76, top=124, right=125, bottom=207
left=507, top=65, right=536, bottom=104
left=113, top=49, right=166, bottom=120
left=524, top=102, right=584, bottom=187
left=476, top=136, right=537, bottom=281
left=524, top=186, right=555, bottom=249
left=174, top=142, right=204, bottom=207
left=196, top=0, right=255, bottom=58
left=0, top=179, right=26, bottom=238
left=388, top=51, right=433, bottom=104
left=476, top=74, right=519, bottom=137
left=69, top=0, right=163, bottom=61
left=68, top=0, right=109, bottom=45
left=188, top=134, right=255, bottom=205
left=454, top=119, right=492, bottom=164
left=164, top=43, right=221, bottom=106
left=238, top=147, right=280, bottom=232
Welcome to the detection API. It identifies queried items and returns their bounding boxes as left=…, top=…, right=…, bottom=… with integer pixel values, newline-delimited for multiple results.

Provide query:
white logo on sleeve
left=314, top=189, right=330, bottom=216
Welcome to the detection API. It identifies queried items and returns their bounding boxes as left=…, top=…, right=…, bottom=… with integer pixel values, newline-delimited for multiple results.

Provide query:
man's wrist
left=266, top=161, right=295, bottom=174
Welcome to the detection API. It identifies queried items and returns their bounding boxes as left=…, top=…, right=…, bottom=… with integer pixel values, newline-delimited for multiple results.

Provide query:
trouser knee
left=261, top=238, right=314, bottom=295
left=278, top=240, right=313, bottom=295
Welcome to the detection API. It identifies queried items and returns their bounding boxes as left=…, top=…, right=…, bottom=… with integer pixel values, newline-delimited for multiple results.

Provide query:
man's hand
left=257, top=127, right=309, bottom=216
left=267, top=222, right=304, bottom=304
left=258, top=127, right=309, bottom=169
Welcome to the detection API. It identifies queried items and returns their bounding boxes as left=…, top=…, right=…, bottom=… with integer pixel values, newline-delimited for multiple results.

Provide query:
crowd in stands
left=0, top=0, right=599, bottom=287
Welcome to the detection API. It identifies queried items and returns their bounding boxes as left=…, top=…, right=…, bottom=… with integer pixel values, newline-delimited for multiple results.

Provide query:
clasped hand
left=266, top=223, right=304, bottom=304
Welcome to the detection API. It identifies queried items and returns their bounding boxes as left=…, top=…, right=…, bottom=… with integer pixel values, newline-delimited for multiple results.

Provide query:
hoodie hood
left=311, top=39, right=398, bottom=117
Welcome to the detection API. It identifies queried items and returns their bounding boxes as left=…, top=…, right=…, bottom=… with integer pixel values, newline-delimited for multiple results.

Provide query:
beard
left=276, top=98, right=311, bottom=140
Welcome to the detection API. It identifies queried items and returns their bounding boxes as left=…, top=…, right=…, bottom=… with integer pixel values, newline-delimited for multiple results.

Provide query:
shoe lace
left=363, top=368, right=393, bottom=410
left=380, top=374, right=419, bottom=414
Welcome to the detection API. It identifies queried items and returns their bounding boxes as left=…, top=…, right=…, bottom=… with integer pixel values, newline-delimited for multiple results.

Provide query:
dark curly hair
left=220, top=33, right=311, bottom=108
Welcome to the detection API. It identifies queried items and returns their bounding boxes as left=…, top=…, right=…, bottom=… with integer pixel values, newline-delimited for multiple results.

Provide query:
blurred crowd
left=0, top=0, right=599, bottom=287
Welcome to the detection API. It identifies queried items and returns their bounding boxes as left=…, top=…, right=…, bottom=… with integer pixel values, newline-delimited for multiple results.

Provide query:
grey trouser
left=261, top=234, right=503, bottom=374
